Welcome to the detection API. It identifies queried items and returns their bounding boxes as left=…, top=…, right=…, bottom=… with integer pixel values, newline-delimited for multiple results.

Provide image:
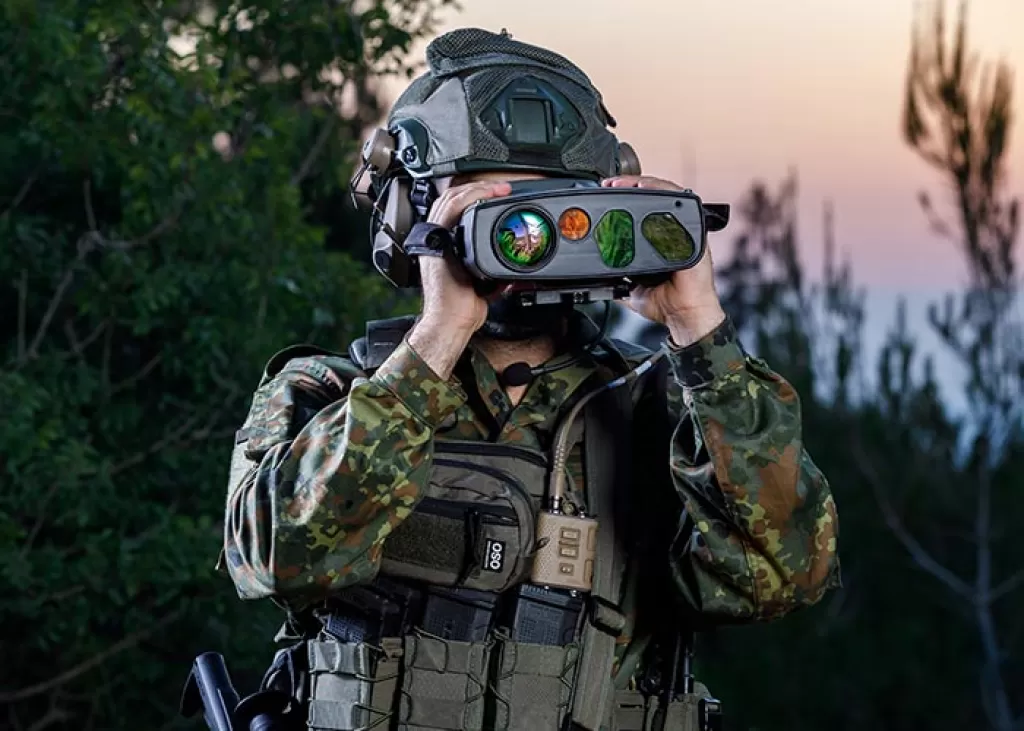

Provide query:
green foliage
left=0, top=1, right=448, bottom=728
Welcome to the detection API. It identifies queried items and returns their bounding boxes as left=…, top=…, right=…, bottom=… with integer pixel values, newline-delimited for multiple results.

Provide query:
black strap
left=348, top=315, right=418, bottom=372
left=260, top=343, right=346, bottom=383
left=403, top=221, right=453, bottom=258
left=569, top=372, right=635, bottom=729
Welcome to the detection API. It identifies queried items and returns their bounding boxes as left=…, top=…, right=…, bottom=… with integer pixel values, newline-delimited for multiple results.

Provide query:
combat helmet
left=355, top=27, right=642, bottom=291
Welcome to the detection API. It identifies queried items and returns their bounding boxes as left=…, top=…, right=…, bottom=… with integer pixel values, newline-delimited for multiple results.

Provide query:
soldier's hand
left=419, top=180, right=512, bottom=334
left=601, top=175, right=726, bottom=347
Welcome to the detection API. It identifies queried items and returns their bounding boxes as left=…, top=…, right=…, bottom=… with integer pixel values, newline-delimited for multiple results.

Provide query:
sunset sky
left=379, top=0, right=1024, bottom=405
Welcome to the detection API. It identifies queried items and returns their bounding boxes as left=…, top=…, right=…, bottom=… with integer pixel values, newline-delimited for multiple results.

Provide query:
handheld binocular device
left=452, top=178, right=729, bottom=304
left=360, top=129, right=731, bottom=306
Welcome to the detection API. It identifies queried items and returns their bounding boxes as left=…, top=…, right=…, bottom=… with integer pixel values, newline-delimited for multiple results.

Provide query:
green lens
left=642, top=213, right=696, bottom=262
left=594, top=210, right=635, bottom=268
left=495, top=209, right=554, bottom=268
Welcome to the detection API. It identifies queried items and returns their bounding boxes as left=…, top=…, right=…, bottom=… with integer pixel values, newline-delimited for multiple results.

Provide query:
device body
left=449, top=180, right=727, bottom=303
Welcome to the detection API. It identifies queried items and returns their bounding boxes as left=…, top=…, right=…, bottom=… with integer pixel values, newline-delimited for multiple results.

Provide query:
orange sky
left=380, top=0, right=1024, bottom=292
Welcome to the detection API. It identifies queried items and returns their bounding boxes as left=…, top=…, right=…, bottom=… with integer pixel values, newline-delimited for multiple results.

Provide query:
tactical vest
left=254, top=316, right=719, bottom=731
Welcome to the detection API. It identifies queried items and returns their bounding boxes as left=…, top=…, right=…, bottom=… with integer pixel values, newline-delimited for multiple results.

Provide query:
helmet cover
left=387, top=28, right=622, bottom=182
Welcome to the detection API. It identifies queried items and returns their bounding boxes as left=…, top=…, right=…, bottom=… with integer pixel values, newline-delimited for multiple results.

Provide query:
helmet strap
left=409, top=178, right=438, bottom=221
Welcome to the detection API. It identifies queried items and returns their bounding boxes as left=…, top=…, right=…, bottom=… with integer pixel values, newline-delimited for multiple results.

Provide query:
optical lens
left=594, top=210, right=635, bottom=268
left=642, top=213, right=696, bottom=262
left=495, top=209, right=554, bottom=268
left=558, top=208, right=591, bottom=241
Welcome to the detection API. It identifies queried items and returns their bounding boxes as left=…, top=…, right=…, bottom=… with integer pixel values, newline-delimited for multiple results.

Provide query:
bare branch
left=62, top=319, right=81, bottom=354
left=24, top=267, right=79, bottom=360
left=59, top=317, right=110, bottom=361
left=129, top=209, right=183, bottom=248
left=291, top=110, right=339, bottom=187
left=20, top=479, right=62, bottom=556
left=109, top=353, right=164, bottom=395
left=975, top=458, right=993, bottom=596
left=208, top=361, right=243, bottom=397
left=109, top=413, right=204, bottom=475
left=100, top=322, right=113, bottom=391
left=0, top=165, right=42, bottom=220
left=20, top=235, right=99, bottom=365
left=108, top=385, right=242, bottom=476
left=34, top=585, right=87, bottom=605
left=990, top=570, right=1024, bottom=603
left=8, top=703, right=24, bottom=731
left=16, top=268, right=27, bottom=360
left=852, top=438, right=974, bottom=600
left=80, top=176, right=185, bottom=252
left=13, top=179, right=114, bottom=367
left=0, top=608, right=184, bottom=703
left=83, top=179, right=97, bottom=232
left=26, top=704, right=69, bottom=731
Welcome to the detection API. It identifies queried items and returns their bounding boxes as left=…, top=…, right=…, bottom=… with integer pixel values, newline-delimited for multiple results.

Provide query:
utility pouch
left=381, top=441, right=548, bottom=593
left=306, top=635, right=393, bottom=731
left=492, top=632, right=580, bottom=731
left=396, top=632, right=492, bottom=731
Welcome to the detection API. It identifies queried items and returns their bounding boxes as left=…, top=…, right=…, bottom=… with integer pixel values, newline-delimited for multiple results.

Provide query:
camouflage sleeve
left=662, top=316, right=840, bottom=622
left=223, top=339, right=467, bottom=603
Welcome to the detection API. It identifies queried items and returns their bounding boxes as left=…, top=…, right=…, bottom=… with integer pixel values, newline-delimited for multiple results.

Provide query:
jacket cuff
left=665, top=316, right=747, bottom=389
left=369, top=338, right=467, bottom=429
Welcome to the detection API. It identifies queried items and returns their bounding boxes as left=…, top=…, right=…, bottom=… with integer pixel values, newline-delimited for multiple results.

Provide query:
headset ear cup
left=617, top=142, right=642, bottom=176
left=362, top=128, right=396, bottom=173
left=372, top=178, right=418, bottom=288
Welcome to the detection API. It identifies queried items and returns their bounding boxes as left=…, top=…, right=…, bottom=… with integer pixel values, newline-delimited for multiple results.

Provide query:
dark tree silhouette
left=857, top=2, right=1023, bottom=729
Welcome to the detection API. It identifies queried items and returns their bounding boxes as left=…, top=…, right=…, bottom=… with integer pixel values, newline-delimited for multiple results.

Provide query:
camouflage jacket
left=222, top=314, right=840, bottom=677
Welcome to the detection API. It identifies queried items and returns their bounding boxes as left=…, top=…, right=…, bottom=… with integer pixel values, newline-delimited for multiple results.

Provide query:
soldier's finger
left=601, top=176, right=643, bottom=187
left=446, top=181, right=512, bottom=210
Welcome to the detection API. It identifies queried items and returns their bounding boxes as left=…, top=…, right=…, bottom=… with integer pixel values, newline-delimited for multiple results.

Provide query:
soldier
left=221, top=28, right=840, bottom=731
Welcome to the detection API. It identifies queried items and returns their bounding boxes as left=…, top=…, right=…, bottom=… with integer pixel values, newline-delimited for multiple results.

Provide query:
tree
left=0, top=1, right=452, bottom=729
left=856, top=1, right=1024, bottom=728
left=694, top=3, right=1024, bottom=730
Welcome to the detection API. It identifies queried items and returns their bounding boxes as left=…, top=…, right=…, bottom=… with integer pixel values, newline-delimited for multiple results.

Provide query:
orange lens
left=558, top=208, right=591, bottom=241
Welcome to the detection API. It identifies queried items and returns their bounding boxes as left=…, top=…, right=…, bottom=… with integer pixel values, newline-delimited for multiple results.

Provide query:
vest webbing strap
left=570, top=380, right=635, bottom=729
left=369, top=638, right=402, bottom=725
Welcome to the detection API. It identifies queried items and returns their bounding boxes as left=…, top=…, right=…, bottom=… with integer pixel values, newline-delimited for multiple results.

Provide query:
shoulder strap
left=570, top=371, right=636, bottom=730
left=606, top=336, right=655, bottom=364
left=260, top=344, right=347, bottom=385
left=589, top=335, right=654, bottom=376
left=348, top=315, right=418, bottom=373
left=258, top=315, right=418, bottom=385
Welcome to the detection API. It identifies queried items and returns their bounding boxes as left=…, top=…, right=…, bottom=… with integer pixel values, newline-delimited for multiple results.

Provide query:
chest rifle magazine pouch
left=396, top=632, right=492, bottom=731
left=306, top=634, right=394, bottom=731
left=491, top=631, right=581, bottom=731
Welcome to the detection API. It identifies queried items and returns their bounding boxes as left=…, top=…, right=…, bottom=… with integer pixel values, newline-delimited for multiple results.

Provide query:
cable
left=546, top=350, right=665, bottom=512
